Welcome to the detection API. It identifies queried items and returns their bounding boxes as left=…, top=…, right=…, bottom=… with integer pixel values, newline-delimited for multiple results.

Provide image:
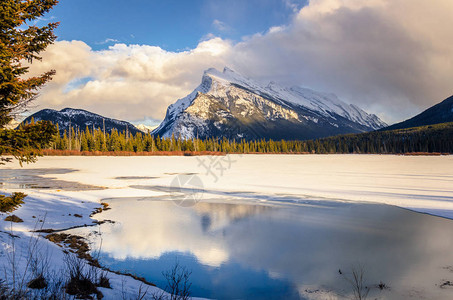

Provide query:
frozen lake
left=1, top=154, right=453, bottom=299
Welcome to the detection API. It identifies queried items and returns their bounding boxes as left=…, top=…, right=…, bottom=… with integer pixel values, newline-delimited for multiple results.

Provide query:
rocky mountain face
left=153, top=67, right=387, bottom=140
left=20, top=108, right=142, bottom=135
left=383, top=95, right=453, bottom=130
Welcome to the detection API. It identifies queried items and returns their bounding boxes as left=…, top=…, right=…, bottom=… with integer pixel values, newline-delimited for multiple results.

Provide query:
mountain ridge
left=153, top=67, right=387, bottom=140
left=20, top=108, right=142, bottom=135
left=383, top=95, right=453, bottom=130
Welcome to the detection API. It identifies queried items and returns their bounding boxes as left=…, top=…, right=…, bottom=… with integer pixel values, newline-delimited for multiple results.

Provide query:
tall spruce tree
left=0, top=0, right=58, bottom=164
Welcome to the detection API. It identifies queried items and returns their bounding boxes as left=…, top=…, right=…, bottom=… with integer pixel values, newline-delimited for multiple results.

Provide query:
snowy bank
left=0, top=154, right=452, bottom=299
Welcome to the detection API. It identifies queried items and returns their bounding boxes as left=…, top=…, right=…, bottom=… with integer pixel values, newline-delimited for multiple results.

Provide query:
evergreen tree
left=0, top=0, right=59, bottom=163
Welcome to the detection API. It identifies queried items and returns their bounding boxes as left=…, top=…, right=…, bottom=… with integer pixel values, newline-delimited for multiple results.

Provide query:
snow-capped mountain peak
left=21, top=108, right=142, bottom=135
left=153, top=67, right=387, bottom=140
left=135, top=124, right=158, bottom=133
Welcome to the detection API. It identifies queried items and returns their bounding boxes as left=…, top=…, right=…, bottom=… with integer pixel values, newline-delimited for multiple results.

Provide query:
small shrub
left=0, top=192, right=26, bottom=212
left=100, top=202, right=110, bottom=210
left=4, top=214, right=24, bottom=223
left=378, top=281, right=387, bottom=290
left=27, top=274, right=47, bottom=289
left=97, top=272, right=111, bottom=288
left=340, top=265, right=370, bottom=300
left=0, top=279, right=8, bottom=295
left=64, top=254, right=103, bottom=299
left=66, top=277, right=99, bottom=298
left=163, top=261, right=192, bottom=300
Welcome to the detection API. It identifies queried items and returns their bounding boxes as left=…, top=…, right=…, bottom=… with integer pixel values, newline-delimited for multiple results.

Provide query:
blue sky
left=31, top=0, right=453, bottom=125
left=49, top=0, right=306, bottom=51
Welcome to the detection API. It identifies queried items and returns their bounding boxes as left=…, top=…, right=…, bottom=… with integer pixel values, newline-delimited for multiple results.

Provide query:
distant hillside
left=314, top=122, right=453, bottom=154
left=384, top=95, right=453, bottom=130
left=20, top=108, right=142, bottom=135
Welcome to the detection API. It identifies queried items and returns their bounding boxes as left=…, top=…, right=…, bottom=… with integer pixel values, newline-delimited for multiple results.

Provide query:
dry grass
left=403, top=152, right=446, bottom=156
left=100, top=202, right=109, bottom=210
left=4, top=214, right=24, bottom=223
left=38, top=149, right=453, bottom=156
left=41, top=149, right=226, bottom=156
left=45, top=233, right=98, bottom=266
left=90, top=202, right=111, bottom=217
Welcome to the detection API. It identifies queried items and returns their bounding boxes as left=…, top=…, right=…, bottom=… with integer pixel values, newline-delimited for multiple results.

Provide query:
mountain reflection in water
left=76, top=198, right=453, bottom=299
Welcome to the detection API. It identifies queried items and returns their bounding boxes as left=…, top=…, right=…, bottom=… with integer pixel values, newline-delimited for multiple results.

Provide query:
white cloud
left=229, top=0, right=453, bottom=122
left=27, top=38, right=232, bottom=121
left=283, top=0, right=304, bottom=13
left=33, top=15, right=57, bottom=25
left=97, top=38, right=120, bottom=45
left=212, top=19, right=229, bottom=32
left=27, top=0, right=453, bottom=124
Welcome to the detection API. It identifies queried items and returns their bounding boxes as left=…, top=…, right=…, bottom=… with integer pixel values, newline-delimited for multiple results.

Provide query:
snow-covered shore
left=1, top=154, right=452, bottom=299
left=0, top=175, right=170, bottom=299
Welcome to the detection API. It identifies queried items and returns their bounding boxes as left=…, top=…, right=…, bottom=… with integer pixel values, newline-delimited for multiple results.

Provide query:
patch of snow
left=135, top=124, right=158, bottom=133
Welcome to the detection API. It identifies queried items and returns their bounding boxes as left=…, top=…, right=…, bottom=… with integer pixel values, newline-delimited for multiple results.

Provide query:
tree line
left=45, top=122, right=453, bottom=154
